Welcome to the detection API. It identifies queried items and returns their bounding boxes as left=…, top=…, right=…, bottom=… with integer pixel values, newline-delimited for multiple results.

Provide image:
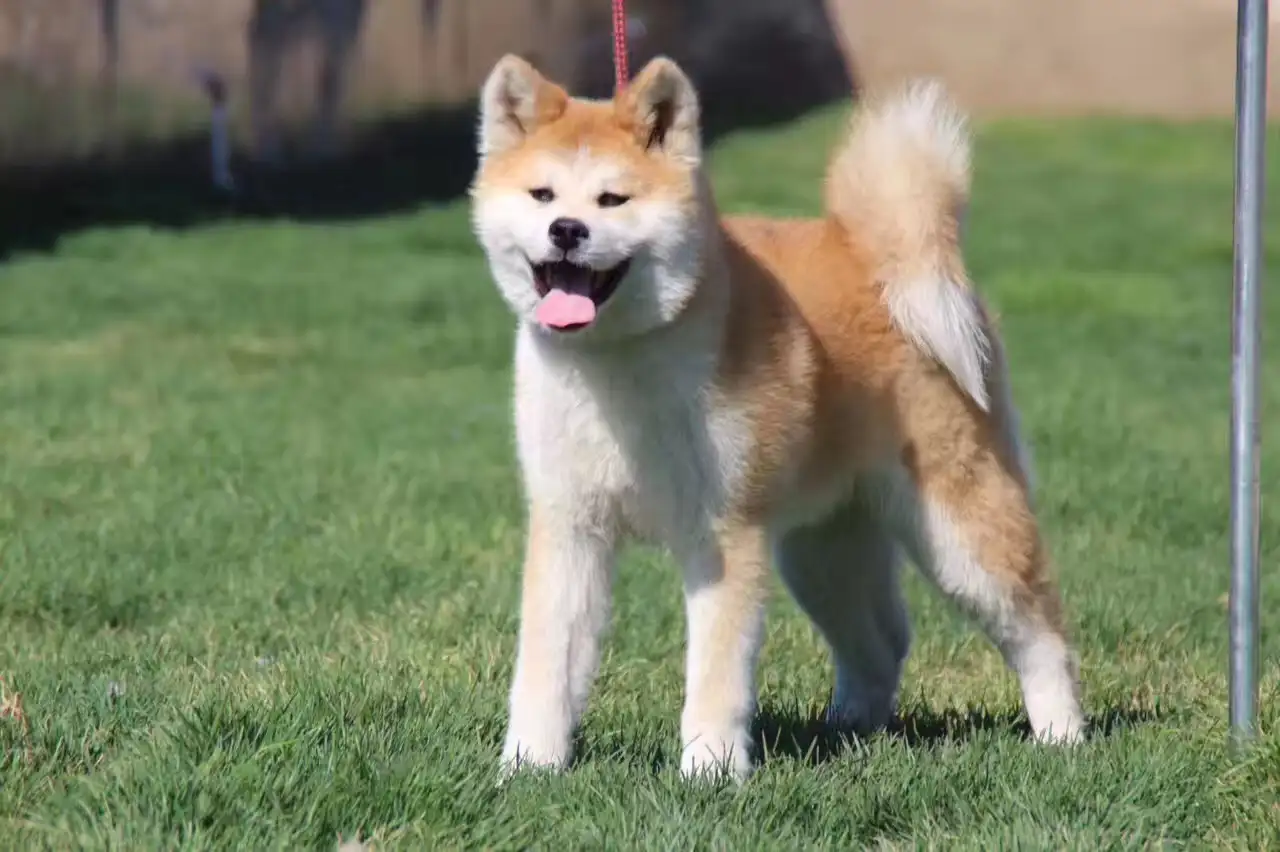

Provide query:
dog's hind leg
left=887, top=371, right=1084, bottom=743
left=777, top=501, right=910, bottom=734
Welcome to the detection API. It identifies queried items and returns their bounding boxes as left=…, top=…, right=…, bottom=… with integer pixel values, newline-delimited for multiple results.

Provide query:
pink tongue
left=536, top=290, right=597, bottom=328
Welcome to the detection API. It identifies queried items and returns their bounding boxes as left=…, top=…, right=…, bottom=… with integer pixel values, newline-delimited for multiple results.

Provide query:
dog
left=469, top=54, right=1084, bottom=782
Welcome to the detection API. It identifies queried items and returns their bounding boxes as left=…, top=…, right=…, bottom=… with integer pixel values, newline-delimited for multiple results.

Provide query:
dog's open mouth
left=532, top=259, right=630, bottom=331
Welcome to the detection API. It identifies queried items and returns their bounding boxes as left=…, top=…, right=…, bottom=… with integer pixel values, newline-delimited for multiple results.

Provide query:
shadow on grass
left=0, top=102, right=480, bottom=262
left=754, top=704, right=1163, bottom=766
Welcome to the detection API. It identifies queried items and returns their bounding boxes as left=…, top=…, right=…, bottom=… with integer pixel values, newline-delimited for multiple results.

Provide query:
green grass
left=3, top=110, right=1280, bottom=849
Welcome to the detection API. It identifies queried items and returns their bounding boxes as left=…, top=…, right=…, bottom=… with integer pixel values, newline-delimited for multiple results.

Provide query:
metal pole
left=1230, top=0, right=1268, bottom=746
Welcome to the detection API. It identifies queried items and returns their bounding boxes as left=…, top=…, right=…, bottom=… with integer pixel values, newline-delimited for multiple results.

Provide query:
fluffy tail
left=825, top=80, right=991, bottom=410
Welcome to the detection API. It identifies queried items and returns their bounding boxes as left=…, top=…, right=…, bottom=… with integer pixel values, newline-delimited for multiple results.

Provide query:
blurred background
left=5, top=4, right=1280, bottom=845
left=0, top=0, right=1276, bottom=256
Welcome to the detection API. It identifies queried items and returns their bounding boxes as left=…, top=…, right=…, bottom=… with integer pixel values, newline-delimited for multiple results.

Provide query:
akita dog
left=469, top=54, right=1084, bottom=781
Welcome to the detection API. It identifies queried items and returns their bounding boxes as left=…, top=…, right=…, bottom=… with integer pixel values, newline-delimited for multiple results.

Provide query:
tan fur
left=474, top=56, right=1082, bottom=781
left=709, top=209, right=1064, bottom=623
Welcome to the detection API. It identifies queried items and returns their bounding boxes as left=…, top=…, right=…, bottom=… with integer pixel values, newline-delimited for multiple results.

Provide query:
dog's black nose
left=548, top=217, right=590, bottom=251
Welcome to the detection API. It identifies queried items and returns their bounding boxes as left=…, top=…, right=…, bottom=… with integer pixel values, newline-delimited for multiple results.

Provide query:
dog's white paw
left=1021, top=657, right=1086, bottom=745
left=498, top=730, right=572, bottom=783
left=679, top=727, right=754, bottom=783
left=1029, top=711, right=1086, bottom=745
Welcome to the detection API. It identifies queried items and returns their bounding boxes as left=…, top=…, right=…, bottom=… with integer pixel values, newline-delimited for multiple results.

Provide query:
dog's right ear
left=478, top=55, right=568, bottom=158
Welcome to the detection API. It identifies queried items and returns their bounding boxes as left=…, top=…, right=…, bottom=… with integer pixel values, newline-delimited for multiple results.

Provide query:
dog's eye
left=529, top=188, right=555, bottom=203
left=596, top=192, right=631, bottom=208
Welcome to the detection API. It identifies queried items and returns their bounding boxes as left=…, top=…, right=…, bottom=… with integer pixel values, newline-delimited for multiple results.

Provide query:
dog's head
left=470, top=55, right=706, bottom=342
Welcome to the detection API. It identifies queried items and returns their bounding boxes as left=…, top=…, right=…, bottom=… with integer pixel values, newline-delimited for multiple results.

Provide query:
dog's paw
left=498, top=731, right=572, bottom=784
left=826, top=678, right=899, bottom=736
left=1030, top=712, right=1087, bottom=745
left=679, top=727, right=754, bottom=783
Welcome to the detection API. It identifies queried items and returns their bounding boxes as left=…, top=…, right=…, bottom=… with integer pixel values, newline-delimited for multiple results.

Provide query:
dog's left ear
left=479, top=54, right=568, bottom=159
left=616, top=57, right=701, bottom=166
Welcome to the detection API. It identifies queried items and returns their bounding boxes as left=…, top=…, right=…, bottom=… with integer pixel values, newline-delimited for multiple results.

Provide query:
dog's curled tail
left=825, top=80, right=991, bottom=410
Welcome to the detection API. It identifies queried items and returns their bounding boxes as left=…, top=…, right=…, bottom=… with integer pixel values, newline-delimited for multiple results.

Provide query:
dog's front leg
left=679, top=522, right=769, bottom=782
left=501, top=503, right=617, bottom=777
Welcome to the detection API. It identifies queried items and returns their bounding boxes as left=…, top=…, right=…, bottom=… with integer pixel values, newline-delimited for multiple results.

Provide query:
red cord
left=611, top=0, right=629, bottom=91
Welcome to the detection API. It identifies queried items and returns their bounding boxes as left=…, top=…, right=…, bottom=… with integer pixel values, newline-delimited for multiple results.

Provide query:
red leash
left=611, top=0, right=629, bottom=91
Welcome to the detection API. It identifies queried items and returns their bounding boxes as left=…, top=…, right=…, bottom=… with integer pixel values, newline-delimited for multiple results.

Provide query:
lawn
left=2, top=109, right=1280, bottom=849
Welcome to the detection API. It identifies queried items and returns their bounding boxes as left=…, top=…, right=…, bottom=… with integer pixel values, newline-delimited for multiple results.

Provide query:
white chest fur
left=513, top=325, right=753, bottom=550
